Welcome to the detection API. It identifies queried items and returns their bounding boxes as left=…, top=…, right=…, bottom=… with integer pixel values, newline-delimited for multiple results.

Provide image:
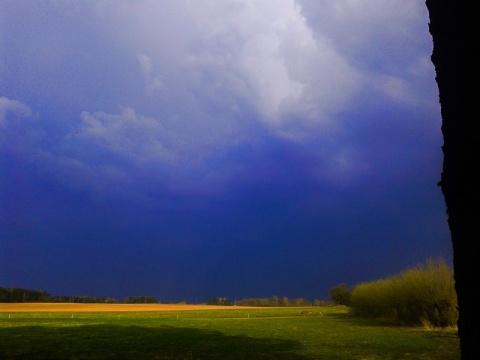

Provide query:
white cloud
left=91, top=0, right=360, bottom=137
left=78, top=107, right=176, bottom=163
left=375, top=76, right=417, bottom=106
left=24, top=0, right=431, bottom=143
left=297, top=0, right=426, bottom=55
left=0, top=1, right=440, bottom=198
left=184, top=0, right=360, bottom=130
left=136, top=53, right=165, bottom=94
left=0, top=97, right=35, bottom=125
left=297, top=0, right=435, bottom=108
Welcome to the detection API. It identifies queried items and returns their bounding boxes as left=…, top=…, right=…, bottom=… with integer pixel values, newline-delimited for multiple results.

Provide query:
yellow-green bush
left=350, top=259, right=457, bottom=327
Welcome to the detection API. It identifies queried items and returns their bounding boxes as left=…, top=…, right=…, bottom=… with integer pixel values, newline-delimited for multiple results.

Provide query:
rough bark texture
left=426, top=1, right=479, bottom=358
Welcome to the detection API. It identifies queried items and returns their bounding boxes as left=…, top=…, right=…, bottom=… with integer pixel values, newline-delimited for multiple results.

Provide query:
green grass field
left=0, top=306, right=459, bottom=359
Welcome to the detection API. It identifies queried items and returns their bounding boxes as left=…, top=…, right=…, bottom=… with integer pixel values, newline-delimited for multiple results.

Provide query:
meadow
left=0, top=304, right=459, bottom=359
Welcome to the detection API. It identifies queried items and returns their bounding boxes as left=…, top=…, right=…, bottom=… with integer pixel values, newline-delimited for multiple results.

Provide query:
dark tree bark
left=426, top=1, right=479, bottom=358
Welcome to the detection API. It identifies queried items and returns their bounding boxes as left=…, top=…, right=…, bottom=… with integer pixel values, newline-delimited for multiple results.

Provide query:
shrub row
left=350, top=259, right=458, bottom=327
left=235, top=296, right=328, bottom=307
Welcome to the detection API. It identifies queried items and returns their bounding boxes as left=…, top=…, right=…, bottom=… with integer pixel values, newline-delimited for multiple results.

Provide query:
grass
left=0, top=305, right=459, bottom=359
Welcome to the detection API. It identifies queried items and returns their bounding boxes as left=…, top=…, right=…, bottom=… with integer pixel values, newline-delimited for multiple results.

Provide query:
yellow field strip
left=0, top=303, right=255, bottom=312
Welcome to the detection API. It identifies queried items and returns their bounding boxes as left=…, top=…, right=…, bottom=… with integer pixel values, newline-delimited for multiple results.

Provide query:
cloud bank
left=1, top=0, right=438, bottom=198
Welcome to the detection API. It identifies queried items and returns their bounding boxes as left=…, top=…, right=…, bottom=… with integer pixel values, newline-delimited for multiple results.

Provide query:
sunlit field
left=0, top=304, right=459, bottom=359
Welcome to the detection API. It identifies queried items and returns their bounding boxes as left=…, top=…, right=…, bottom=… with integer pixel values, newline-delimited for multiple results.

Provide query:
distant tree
left=271, top=295, right=279, bottom=305
left=329, top=283, right=351, bottom=306
left=123, top=296, right=158, bottom=304
left=234, top=296, right=314, bottom=307
left=206, top=297, right=232, bottom=306
left=0, top=287, right=50, bottom=302
left=292, top=298, right=310, bottom=307
left=313, top=299, right=329, bottom=307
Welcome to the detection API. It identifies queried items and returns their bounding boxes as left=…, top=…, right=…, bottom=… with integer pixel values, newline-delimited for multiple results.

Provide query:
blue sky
left=0, top=0, right=452, bottom=302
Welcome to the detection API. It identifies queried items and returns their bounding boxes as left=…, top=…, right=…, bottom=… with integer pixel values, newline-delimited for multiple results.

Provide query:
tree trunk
left=425, top=1, right=479, bottom=358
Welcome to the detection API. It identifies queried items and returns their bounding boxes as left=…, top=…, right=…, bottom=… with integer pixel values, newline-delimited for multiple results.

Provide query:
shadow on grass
left=328, top=312, right=460, bottom=337
left=326, top=311, right=385, bottom=326
left=0, top=324, right=312, bottom=360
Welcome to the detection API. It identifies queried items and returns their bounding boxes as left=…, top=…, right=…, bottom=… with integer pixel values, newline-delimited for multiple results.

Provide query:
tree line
left=0, top=288, right=158, bottom=304
left=0, top=288, right=331, bottom=307
left=207, top=296, right=330, bottom=307
left=0, top=288, right=51, bottom=303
